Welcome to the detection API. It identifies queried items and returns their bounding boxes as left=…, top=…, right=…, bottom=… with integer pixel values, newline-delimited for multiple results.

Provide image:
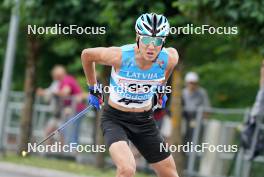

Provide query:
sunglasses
left=139, top=35, right=165, bottom=46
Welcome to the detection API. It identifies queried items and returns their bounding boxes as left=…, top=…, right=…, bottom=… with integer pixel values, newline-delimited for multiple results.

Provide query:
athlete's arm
left=81, top=47, right=122, bottom=86
left=164, top=47, right=179, bottom=83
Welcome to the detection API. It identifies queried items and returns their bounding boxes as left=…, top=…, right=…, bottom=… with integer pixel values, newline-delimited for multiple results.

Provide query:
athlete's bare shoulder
left=105, top=47, right=122, bottom=68
left=107, top=47, right=122, bottom=58
left=163, top=47, right=179, bottom=82
left=81, top=46, right=122, bottom=68
left=166, top=47, right=179, bottom=67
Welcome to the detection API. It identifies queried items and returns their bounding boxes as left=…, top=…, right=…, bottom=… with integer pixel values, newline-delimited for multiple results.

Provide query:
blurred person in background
left=241, top=60, right=264, bottom=159
left=182, top=71, right=211, bottom=144
left=37, top=65, right=86, bottom=145
left=53, top=65, right=86, bottom=145
left=250, top=60, right=264, bottom=118
left=36, top=67, right=62, bottom=145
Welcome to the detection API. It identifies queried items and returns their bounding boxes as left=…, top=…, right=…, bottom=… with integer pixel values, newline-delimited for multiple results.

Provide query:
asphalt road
left=0, top=171, right=36, bottom=177
left=0, top=162, right=91, bottom=177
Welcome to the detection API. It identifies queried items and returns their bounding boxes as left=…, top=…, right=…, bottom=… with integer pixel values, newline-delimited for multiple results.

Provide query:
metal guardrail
left=185, top=107, right=264, bottom=177
left=3, top=91, right=96, bottom=151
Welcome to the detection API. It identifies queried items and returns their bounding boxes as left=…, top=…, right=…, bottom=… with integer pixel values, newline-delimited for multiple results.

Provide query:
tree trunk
left=170, top=67, right=185, bottom=176
left=18, top=35, right=39, bottom=155
left=95, top=110, right=104, bottom=168
left=95, top=66, right=110, bottom=168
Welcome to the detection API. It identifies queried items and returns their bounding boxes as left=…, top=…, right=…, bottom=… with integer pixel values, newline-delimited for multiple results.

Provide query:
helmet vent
left=143, top=22, right=152, bottom=32
left=146, top=15, right=152, bottom=26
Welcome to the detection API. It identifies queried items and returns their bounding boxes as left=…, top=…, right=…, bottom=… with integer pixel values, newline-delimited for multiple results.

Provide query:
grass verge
left=0, top=153, right=153, bottom=177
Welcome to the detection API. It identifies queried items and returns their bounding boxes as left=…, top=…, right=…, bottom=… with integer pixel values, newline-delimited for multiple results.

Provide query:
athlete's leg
left=101, top=105, right=136, bottom=177
left=150, top=155, right=179, bottom=177
left=126, top=110, right=178, bottom=177
left=109, top=141, right=136, bottom=177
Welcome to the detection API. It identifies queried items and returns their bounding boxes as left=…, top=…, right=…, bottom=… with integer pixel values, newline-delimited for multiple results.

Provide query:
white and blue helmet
left=135, top=13, right=170, bottom=37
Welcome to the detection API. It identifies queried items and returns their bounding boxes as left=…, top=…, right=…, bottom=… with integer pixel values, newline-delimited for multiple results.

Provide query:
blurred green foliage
left=173, top=0, right=264, bottom=53
left=173, top=0, right=263, bottom=107
left=0, top=0, right=262, bottom=108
